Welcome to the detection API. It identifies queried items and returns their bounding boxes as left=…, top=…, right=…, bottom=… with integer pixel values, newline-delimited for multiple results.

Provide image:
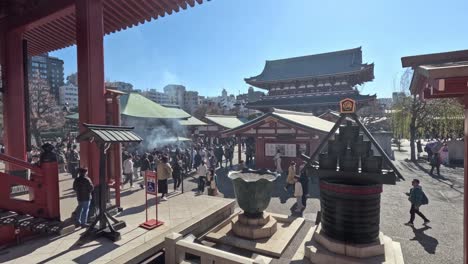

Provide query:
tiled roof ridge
left=206, top=115, right=238, bottom=118
left=264, top=47, right=362, bottom=64
left=272, top=108, right=314, bottom=116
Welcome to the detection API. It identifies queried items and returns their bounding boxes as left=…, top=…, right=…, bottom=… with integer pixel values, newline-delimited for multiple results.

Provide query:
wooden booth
left=222, top=108, right=335, bottom=170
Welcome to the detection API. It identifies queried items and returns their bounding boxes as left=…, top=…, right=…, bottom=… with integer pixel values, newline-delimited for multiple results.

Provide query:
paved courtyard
left=181, top=142, right=463, bottom=264
left=0, top=142, right=463, bottom=263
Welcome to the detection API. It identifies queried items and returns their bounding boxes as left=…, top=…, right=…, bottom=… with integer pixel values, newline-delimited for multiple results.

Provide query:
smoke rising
left=123, top=116, right=189, bottom=151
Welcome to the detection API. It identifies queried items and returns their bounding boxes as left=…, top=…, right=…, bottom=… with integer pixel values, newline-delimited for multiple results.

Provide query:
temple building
left=245, top=47, right=376, bottom=115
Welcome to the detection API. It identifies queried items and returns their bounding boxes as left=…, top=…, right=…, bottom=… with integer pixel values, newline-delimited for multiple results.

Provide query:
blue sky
left=51, top=0, right=468, bottom=98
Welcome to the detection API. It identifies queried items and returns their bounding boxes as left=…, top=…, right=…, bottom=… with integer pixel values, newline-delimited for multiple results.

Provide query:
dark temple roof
left=245, top=47, right=374, bottom=89
left=246, top=93, right=376, bottom=109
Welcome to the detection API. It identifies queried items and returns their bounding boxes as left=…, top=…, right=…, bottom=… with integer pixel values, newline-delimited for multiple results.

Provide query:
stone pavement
left=0, top=189, right=235, bottom=264
left=183, top=142, right=463, bottom=264
left=0, top=142, right=463, bottom=263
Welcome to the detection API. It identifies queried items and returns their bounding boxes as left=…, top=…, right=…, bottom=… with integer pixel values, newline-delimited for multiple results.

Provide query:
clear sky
left=51, top=0, right=468, bottom=98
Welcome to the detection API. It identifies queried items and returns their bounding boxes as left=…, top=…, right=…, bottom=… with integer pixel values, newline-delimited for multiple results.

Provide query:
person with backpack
left=405, top=179, right=430, bottom=226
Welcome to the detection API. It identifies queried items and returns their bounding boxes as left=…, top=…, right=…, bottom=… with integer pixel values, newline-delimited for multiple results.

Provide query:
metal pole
left=145, top=172, right=148, bottom=222
left=99, top=144, right=107, bottom=230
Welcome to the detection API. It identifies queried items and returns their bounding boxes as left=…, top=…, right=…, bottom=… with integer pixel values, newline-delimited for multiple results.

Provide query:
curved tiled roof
left=245, top=47, right=374, bottom=88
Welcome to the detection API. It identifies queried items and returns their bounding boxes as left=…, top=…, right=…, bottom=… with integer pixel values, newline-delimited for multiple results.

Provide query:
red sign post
left=140, top=171, right=164, bottom=230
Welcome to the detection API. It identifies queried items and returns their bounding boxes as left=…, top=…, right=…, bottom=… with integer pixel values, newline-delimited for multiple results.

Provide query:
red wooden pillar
left=76, top=0, right=106, bottom=185
left=2, top=29, right=27, bottom=161
left=464, top=95, right=468, bottom=264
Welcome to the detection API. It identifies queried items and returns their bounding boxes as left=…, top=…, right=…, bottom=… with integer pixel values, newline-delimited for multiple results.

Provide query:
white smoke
left=123, top=116, right=188, bottom=151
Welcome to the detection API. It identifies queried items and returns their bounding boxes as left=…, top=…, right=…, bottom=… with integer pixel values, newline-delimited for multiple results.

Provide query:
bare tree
left=29, top=73, right=66, bottom=146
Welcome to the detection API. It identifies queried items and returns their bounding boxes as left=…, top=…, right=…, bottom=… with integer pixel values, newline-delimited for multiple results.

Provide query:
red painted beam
left=187, top=0, right=196, bottom=7
left=125, top=1, right=153, bottom=22
left=161, top=0, right=180, bottom=13
left=144, top=0, right=166, bottom=18
left=176, top=0, right=188, bottom=10
left=7, top=0, right=74, bottom=32
left=138, top=0, right=162, bottom=20
left=118, top=0, right=146, bottom=25
left=105, top=0, right=138, bottom=28
left=147, top=0, right=167, bottom=17
left=103, top=1, right=132, bottom=30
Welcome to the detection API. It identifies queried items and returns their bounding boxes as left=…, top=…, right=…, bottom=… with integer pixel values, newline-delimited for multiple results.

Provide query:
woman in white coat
left=273, top=149, right=283, bottom=173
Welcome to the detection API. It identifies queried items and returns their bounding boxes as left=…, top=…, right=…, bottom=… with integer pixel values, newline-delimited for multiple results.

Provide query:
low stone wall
left=165, top=233, right=271, bottom=264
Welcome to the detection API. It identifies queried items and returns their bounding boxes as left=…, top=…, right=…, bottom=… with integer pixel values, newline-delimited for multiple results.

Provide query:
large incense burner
left=228, top=169, right=279, bottom=239
left=304, top=98, right=402, bottom=244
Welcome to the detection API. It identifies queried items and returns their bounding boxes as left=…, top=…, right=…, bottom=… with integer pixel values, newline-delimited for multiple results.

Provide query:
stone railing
left=165, top=233, right=271, bottom=264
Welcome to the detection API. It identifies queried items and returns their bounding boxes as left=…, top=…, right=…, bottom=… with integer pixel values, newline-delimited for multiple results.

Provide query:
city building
left=164, top=84, right=186, bottom=106
left=245, top=47, right=376, bottom=115
left=142, top=89, right=171, bottom=105
left=247, top=86, right=264, bottom=102
left=106, top=81, right=133, bottom=92
left=58, top=83, right=79, bottom=107
left=28, top=53, right=64, bottom=100
left=184, top=90, right=199, bottom=114
left=392, top=92, right=406, bottom=105
left=377, top=98, right=393, bottom=109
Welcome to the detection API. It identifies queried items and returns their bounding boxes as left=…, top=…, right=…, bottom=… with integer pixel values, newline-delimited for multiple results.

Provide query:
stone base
left=231, top=212, right=277, bottom=239
left=314, top=224, right=385, bottom=258
left=305, top=224, right=404, bottom=264
left=238, top=212, right=271, bottom=226
left=205, top=212, right=304, bottom=258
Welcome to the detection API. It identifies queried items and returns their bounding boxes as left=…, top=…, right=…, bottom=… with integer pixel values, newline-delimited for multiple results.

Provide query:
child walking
left=405, top=179, right=430, bottom=226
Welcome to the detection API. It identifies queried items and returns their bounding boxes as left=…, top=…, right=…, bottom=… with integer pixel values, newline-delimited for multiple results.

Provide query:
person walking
left=294, top=176, right=304, bottom=213
left=215, top=145, right=224, bottom=168
left=284, top=161, right=296, bottom=192
left=207, top=169, right=218, bottom=196
left=172, top=157, right=183, bottom=191
left=299, top=165, right=309, bottom=208
left=430, top=152, right=441, bottom=176
left=73, top=168, right=94, bottom=228
left=416, top=140, right=423, bottom=159
left=405, top=179, right=430, bottom=226
left=273, top=149, right=283, bottom=174
left=193, top=150, right=202, bottom=170
left=196, top=160, right=208, bottom=194
left=122, top=155, right=134, bottom=188
left=68, top=145, right=80, bottom=178
left=140, top=153, right=151, bottom=188
left=157, top=155, right=172, bottom=201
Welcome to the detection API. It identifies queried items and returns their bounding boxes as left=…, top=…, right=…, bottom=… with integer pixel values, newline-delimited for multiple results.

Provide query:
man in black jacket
left=73, top=168, right=94, bottom=228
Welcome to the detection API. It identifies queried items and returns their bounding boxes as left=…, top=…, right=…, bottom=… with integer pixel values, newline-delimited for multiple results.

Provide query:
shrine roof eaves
left=222, top=108, right=336, bottom=136
left=3, top=0, right=207, bottom=56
